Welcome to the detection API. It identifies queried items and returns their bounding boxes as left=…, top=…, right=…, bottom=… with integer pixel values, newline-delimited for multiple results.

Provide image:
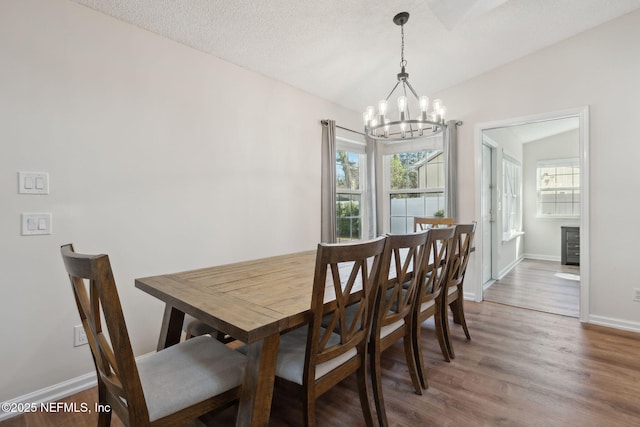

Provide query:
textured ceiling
left=70, top=0, right=640, bottom=115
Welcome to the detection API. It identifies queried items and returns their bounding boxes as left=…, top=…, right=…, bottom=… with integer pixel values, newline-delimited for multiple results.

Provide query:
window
left=336, top=137, right=367, bottom=242
left=502, top=155, right=522, bottom=239
left=387, top=150, right=445, bottom=234
left=537, top=158, right=580, bottom=218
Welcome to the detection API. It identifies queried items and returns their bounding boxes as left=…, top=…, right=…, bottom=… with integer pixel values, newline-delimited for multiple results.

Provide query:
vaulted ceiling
left=70, top=0, right=640, bottom=115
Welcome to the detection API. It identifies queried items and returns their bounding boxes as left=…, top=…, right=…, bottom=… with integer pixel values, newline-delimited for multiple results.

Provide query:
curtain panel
left=444, top=120, right=459, bottom=220
left=321, top=120, right=337, bottom=243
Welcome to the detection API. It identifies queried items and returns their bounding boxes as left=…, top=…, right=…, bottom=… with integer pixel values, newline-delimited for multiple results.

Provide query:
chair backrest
left=373, top=231, right=429, bottom=335
left=60, top=244, right=147, bottom=424
left=413, top=216, right=455, bottom=232
left=448, top=223, right=476, bottom=288
left=307, top=237, right=386, bottom=373
left=420, top=227, right=455, bottom=304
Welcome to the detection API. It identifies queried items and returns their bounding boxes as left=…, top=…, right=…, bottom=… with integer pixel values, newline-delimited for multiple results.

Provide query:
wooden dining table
left=135, top=250, right=320, bottom=427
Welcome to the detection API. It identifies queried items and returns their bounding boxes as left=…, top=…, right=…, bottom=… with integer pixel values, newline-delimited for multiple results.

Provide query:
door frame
left=480, top=139, right=499, bottom=290
left=473, top=106, right=590, bottom=322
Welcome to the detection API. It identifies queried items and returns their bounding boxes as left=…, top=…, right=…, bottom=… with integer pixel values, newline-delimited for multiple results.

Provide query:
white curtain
left=365, top=136, right=379, bottom=239
left=444, top=120, right=459, bottom=220
left=321, top=120, right=337, bottom=243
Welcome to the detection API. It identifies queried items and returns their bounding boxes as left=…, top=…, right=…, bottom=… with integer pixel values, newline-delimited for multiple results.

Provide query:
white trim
left=0, top=372, right=96, bottom=421
left=502, top=231, right=525, bottom=242
left=463, top=290, right=479, bottom=301
left=475, top=106, right=590, bottom=323
left=482, top=279, right=496, bottom=291
left=0, top=350, right=158, bottom=421
left=588, top=315, right=640, bottom=334
left=498, top=255, right=524, bottom=280
left=524, top=253, right=562, bottom=262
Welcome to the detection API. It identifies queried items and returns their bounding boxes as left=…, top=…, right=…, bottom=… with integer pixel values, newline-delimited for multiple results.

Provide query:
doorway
left=474, top=107, right=590, bottom=322
left=480, top=142, right=497, bottom=289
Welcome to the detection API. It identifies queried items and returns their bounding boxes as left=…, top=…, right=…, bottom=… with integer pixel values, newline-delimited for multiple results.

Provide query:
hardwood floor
left=484, top=258, right=580, bottom=317
left=4, top=301, right=640, bottom=426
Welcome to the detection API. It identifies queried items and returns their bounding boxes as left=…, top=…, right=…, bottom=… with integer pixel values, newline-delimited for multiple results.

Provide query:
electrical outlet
left=74, top=325, right=88, bottom=347
left=634, top=289, right=640, bottom=302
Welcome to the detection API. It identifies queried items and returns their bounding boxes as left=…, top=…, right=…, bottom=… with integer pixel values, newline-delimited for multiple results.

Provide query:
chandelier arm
left=384, top=81, right=401, bottom=102
left=403, top=79, right=420, bottom=100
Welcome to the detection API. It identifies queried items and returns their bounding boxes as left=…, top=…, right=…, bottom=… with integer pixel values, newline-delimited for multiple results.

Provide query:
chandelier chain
left=400, top=23, right=406, bottom=68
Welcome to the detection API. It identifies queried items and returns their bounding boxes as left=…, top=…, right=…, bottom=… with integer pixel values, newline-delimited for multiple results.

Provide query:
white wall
left=523, top=130, right=580, bottom=260
left=438, top=10, right=640, bottom=329
left=0, top=0, right=360, bottom=401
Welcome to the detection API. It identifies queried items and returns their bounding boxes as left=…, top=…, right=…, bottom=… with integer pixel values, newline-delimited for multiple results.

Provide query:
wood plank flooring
left=484, top=258, right=580, bottom=317
left=3, top=301, right=640, bottom=426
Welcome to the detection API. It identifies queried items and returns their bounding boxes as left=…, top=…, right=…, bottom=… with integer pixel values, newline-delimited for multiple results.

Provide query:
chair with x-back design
left=273, top=237, right=386, bottom=427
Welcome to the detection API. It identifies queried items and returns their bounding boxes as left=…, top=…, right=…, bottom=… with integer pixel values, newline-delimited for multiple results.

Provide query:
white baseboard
left=482, top=279, right=496, bottom=291
left=497, top=256, right=525, bottom=280
left=524, top=253, right=562, bottom=262
left=0, top=350, right=157, bottom=421
left=588, top=315, right=640, bottom=334
left=0, top=372, right=96, bottom=421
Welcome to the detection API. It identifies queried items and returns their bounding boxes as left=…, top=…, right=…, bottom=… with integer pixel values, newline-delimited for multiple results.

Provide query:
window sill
left=536, top=216, right=580, bottom=220
left=502, top=231, right=524, bottom=243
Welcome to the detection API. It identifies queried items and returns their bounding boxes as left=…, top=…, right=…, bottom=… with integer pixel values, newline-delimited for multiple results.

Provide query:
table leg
left=235, top=333, right=280, bottom=427
left=156, top=304, right=184, bottom=351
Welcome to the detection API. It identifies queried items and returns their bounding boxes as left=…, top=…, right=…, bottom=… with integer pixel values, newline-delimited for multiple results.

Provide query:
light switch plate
left=18, top=172, right=49, bottom=194
left=21, top=213, right=52, bottom=235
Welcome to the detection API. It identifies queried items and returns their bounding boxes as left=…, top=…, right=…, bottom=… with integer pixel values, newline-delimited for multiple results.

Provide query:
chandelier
left=363, top=12, right=447, bottom=142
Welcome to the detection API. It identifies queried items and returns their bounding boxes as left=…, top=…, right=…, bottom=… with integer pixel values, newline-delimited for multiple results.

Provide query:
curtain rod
left=320, top=120, right=366, bottom=136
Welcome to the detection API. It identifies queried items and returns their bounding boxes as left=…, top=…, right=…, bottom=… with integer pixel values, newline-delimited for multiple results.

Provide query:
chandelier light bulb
left=419, top=96, right=429, bottom=112
left=439, top=105, right=447, bottom=121
left=397, top=95, right=408, bottom=121
left=364, top=106, right=375, bottom=125
left=432, top=99, right=442, bottom=114
left=378, top=100, right=388, bottom=118
left=397, top=96, right=407, bottom=112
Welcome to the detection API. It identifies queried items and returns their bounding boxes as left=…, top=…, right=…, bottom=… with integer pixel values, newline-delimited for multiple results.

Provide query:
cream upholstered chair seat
left=137, top=335, right=245, bottom=422
left=273, top=326, right=358, bottom=385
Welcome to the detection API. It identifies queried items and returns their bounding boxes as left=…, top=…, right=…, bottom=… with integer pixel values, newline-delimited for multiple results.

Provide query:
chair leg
left=411, top=315, right=428, bottom=390
left=370, top=342, right=388, bottom=427
left=435, top=308, right=452, bottom=362
left=452, top=295, right=471, bottom=340
left=441, top=303, right=455, bottom=360
left=302, top=388, right=316, bottom=427
left=97, top=382, right=111, bottom=427
left=403, top=328, right=422, bottom=395
left=356, top=355, right=375, bottom=427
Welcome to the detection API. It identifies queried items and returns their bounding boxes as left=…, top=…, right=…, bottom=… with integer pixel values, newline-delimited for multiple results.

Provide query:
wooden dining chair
left=273, top=236, right=386, bottom=427
left=413, top=216, right=455, bottom=232
left=411, top=227, right=455, bottom=389
left=441, top=223, right=476, bottom=359
left=369, top=231, right=428, bottom=426
left=60, top=244, right=246, bottom=427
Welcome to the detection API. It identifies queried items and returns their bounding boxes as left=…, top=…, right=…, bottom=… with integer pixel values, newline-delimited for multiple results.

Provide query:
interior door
left=481, top=143, right=495, bottom=286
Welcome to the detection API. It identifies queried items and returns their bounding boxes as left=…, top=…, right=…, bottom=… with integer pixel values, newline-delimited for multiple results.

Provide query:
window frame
left=381, top=136, right=446, bottom=234
left=536, top=157, right=580, bottom=219
left=335, top=136, right=368, bottom=242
